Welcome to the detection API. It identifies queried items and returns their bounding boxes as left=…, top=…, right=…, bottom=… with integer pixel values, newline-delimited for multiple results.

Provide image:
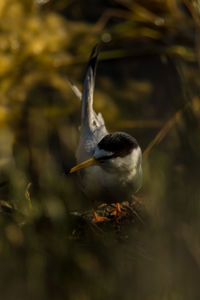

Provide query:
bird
left=69, top=45, right=142, bottom=221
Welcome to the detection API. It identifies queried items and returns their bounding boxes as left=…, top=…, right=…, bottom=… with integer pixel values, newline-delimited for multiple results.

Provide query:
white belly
left=79, top=164, right=142, bottom=204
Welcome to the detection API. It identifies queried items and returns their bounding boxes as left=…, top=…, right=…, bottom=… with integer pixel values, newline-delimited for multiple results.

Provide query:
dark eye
left=97, top=155, right=112, bottom=162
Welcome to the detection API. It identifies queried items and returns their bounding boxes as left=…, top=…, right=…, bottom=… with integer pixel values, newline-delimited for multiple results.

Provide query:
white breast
left=79, top=156, right=142, bottom=202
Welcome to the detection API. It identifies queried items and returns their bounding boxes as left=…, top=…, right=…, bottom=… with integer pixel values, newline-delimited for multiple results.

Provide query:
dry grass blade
left=143, top=109, right=182, bottom=159
left=184, top=0, right=200, bottom=25
left=25, top=182, right=32, bottom=210
left=142, top=98, right=199, bottom=160
left=0, top=200, right=13, bottom=211
left=92, top=8, right=130, bottom=33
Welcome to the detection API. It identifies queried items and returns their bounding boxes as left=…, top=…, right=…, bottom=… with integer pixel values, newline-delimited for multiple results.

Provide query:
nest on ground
left=0, top=197, right=147, bottom=241
left=69, top=197, right=146, bottom=241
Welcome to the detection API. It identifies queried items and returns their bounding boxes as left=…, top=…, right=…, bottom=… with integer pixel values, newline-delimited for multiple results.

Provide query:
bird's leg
left=92, top=209, right=108, bottom=223
left=110, top=202, right=122, bottom=216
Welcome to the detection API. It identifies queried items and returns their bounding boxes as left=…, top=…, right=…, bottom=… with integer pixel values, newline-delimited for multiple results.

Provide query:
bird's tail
left=81, top=44, right=99, bottom=130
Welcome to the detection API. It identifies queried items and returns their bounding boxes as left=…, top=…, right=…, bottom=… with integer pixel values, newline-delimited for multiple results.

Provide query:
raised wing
left=76, top=45, right=108, bottom=161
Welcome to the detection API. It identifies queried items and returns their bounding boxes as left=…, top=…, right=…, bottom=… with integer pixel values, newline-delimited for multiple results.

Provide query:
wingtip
left=88, top=43, right=101, bottom=77
left=81, top=44, right=101, bottom=125
left=90, top=44, right=100, bottom=60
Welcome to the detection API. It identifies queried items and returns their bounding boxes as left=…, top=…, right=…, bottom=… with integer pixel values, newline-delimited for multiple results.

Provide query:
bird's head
left=69, top=132, right=142, bottom=174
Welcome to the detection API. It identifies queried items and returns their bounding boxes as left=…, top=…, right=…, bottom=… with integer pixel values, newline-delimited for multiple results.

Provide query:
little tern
left=69, top=46, right=142, bottom=221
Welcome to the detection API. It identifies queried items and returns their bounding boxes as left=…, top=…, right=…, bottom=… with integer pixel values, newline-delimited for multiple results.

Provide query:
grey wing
left=65, top=74, right=106, bottom=132
left=76, top=45, right=108, bottom=162
left=65, top=76, right=82, bottom=100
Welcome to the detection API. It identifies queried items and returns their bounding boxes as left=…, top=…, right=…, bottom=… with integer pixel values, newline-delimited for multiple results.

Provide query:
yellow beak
left=69, top=157, right=98, bottom=174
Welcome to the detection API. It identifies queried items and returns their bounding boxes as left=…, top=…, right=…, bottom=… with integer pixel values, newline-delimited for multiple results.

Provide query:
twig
left=143, top=97, right=200, bottom=160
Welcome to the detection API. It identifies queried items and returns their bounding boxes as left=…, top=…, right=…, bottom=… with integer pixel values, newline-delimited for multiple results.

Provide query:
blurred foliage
left=0, top=0, right=200, bottom=299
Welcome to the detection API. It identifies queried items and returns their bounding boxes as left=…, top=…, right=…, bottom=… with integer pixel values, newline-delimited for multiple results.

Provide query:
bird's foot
left=92, top=211, right=108, bottom=223
left=110, top=203, right=125, bottom=218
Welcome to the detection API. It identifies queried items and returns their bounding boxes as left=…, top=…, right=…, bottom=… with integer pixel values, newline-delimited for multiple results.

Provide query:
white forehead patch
left=94, top=147, right=114, bottom=159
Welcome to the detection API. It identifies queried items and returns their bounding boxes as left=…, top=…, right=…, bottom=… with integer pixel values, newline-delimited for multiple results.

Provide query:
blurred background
left=0, top=0, right=200, bottom=299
